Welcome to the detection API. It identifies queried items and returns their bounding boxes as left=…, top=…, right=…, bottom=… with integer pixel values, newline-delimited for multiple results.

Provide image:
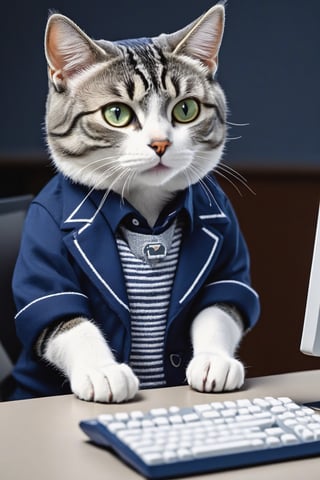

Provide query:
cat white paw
left=70, top=363, right=139, bottom=403
left=186, top=353, right=244, bottom=393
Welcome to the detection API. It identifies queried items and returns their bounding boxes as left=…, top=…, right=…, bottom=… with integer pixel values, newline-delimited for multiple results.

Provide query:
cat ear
left=45, top=14, right=111, bottom=91
left=163, top=4, right=225, bottom=75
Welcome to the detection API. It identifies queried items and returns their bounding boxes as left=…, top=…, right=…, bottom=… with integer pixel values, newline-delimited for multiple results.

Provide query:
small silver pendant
left=120, top=219, right=176, bottom=265
left=143, top=242, right=167, bottom=263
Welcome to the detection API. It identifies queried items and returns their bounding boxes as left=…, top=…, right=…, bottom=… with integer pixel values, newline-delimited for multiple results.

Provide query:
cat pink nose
left=149, top=139, right=172, bottom=157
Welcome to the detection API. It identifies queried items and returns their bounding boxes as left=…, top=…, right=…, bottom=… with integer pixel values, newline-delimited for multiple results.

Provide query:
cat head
left=44, top=3, right=227, bottom=201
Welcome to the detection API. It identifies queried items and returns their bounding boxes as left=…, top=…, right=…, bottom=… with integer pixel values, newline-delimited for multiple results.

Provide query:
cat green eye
left=172, top=98, right=200, bottom=124
left=102, top=103, right=134, bottom=127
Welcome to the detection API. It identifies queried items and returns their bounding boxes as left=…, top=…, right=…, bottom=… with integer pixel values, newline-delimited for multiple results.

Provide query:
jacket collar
left=61, top=181, right=194, bottom=233
left=60, top=175, right=228, bottom=233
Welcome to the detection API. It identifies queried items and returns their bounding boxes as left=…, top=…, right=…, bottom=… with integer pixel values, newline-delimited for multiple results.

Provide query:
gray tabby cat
left=11, top=2, right=259, bottom=402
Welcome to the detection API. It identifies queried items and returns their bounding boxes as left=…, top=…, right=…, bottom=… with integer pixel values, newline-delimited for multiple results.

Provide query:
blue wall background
left=1, top=0, right=319, bottom=167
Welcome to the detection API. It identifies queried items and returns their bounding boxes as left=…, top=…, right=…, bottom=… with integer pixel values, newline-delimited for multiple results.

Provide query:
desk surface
left=1, top=370, right=320, bottom=480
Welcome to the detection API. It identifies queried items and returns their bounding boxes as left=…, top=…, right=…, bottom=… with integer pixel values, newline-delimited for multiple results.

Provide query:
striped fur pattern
left=36, top=317, right=85, bottom=357
left=45, top=4, right=227, bottom=224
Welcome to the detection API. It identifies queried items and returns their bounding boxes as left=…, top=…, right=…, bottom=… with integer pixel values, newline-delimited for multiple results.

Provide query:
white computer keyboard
left=80, top=396, right=320, bottom=479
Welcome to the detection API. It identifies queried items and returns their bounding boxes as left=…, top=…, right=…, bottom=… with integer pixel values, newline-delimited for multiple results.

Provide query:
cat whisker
left=219, top=162, right=248, bottom=183
left=89, top=165, right=134, bottom=222
left=213, top=169, right=243, bottom=196
left=194, top=152, right=256, bottom=197
left=225, top=136, right=242, bottom=142
left=74, top=156, right=121, bottom=177
left=90, top=164, right=124, bottom=185
left=87, top=162, right=125, bottom=193
left=216, top=163, right=256, bottom=196
left=78, top=154, right=151, bottom=178
left=187, top=164, right=216, bottom=207
left=128, top=170, right=138, bottom=194
left=183, top=168, right=207, bottom=206
left=80, top=168, right=124, bottom=225
left=103, top=167, right=131, bottom=198
left=198, top=178, right=216, bottom=206
left=182, top=167, right=193, bottom=190
left=226, top=121, right=250, bottom=127
left=120, top=169, right=136, bottom=204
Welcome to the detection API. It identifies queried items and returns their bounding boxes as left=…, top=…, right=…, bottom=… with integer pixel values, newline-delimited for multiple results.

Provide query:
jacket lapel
left=64, top=220, right=130, bottom=317
left=167, top=222, right=223, bottom=323
left=60, top=183, right=130, bottom=325
left=167, top=182, right=230, bottom=325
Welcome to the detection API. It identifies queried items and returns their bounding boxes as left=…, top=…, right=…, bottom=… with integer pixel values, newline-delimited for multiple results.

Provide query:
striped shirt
left=116, top=222, right=183, bottom=388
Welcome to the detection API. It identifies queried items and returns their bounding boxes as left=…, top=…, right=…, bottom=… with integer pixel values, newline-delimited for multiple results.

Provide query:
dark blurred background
left=1, top=1, right=319, bottom=380
left=1, top=0, right=319, bottom=166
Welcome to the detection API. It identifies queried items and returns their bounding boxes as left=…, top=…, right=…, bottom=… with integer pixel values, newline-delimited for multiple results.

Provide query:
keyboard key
left=115, top=412, right=129, bottom=421
left=266, top=436, right=281, bottom=447
left=142, top=419, right=154, bottom=428
left=308, top=422, right=320, bottom=430
left=169, top=414, right=183, bottom=424
left=221, top=409, right=237, bottom=418
left=281, top=433, right=298, bottom=445
left=183, top=413, right=200, bottom=422
left=265, top=427, right=285, bottom=436
left=192, top=439, right=262, bottom=457
left=283, top=419, right=298, bottom=428
left=236, top=417, right=274, bottom=429
left=150, top=408, right=168, bottom=416
left=202, top=410, right=220, bottom=419
left=107, top=422, right=126, bottom=432
left=271, top=406, right=286, bottom=414
left=153, top=417, right=169, bottom=426
left=301, top=407, right=315, bottom=415
left=248, top=406, right=262, bottom=414
left=194, top=403, right=212, bottom=413
left=168, top=406, right=180, bottom=414
left=278, top=397, right=293, bottom=404
left=141, top=452, right=163, bottom=465
left=224, top=401, right=237, bottom=408
left=265, top=397, right=282, bottom=406
left=294, top=426, right=315, bottom=441
left=211, top=402, right=224, bottom=410
left=238, top=408, right=249, bottom=415
left=278, top=411, right=296, bottom=420
left=127, top=420, right=141, bottom=429
left=130, top=410, right=144, bottom=420
left=162, top=450, right=178, bottom=462
left=253, top=398, right=270, bottom=408
left=177, top=448, right=192, bottom=459
left=236, top=399, right=252, bottom=408
left=98, top=414, right=114, bottom=424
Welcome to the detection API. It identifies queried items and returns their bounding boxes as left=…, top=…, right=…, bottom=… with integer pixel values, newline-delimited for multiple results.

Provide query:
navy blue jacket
left=11, top=174, right=260, bottom=399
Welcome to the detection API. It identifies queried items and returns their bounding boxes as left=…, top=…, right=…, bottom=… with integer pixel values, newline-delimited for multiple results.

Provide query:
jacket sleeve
left=194, top=191, right=260, bottom=330
left=12, top=201, right=93, bottom=351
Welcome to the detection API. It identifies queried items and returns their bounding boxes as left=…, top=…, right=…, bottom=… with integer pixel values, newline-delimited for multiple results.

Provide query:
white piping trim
left=78, top=223, right=91, bottom=235
left=73, top=238, right=130, bottom=311
left=199, top=194, right=227, bottom=220
left=199, top=213, right=226, bottom=220
left=199, top=194, right=227, bottom=219
left=179, top=228, right=219, bottom=304
left=15, top=292, right=88, bottom=319
left=205, top=280, right=259, bottom=299
left=64, top=187, right=95, bottom=223
left=64, top=188, right=109, bottom=225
